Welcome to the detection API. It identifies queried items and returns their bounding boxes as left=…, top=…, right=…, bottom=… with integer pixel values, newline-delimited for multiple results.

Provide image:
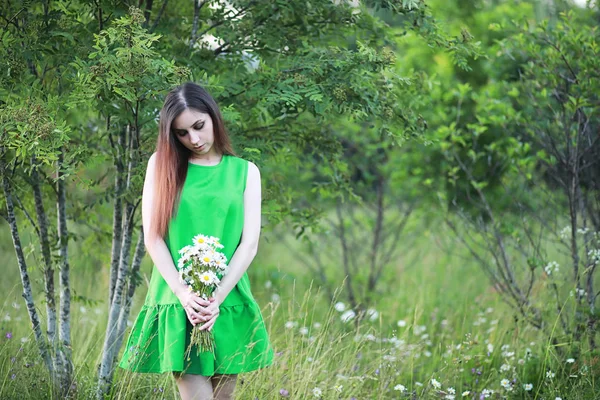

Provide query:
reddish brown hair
left=150, top=82, right=237, bottom=239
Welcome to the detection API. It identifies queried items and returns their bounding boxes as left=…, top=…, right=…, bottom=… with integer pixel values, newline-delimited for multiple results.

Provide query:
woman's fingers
left=198, top=315, right=217, bottom=331
left=192, top=296, right=211, bottom=307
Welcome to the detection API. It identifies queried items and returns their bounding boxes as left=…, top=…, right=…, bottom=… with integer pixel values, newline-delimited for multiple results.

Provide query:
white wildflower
left=559, top=226, right=571, bottom=240
left=546, top=370, right=555, bottom=379
left=566, top=358, right=575, bottom=363
left=431, top=378, right=441, bottom=389
left=334, top=302, right=346, bottom=312
left=544, top=261, right=560, bottom=275
left=340, top=310, right=356, bottom=323
left=523, top=383, right=533, bottom=391
left=394, top=384, right=406, bottom=392
left=312, top=387, right=322, bottom=397
left=397, top=319, right=407, bottom=327
left=366, top=308, right=379, bottom=321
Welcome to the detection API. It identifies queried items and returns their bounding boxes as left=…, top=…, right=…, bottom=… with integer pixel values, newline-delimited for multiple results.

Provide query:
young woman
left=119, top=82, right=274, bottom=399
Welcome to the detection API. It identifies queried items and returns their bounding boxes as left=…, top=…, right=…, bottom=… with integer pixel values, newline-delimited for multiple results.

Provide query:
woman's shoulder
left=226, top=154, right=258, bottom=170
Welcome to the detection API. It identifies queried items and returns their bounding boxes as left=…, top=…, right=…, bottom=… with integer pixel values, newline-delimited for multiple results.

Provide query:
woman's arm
left=142, top=153, right=210, bottom=324
left=212, top=160, right=262, bottom=305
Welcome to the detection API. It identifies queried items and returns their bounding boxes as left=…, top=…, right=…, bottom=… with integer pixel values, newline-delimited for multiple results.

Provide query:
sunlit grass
left=0, top=215, right=597, bottom=399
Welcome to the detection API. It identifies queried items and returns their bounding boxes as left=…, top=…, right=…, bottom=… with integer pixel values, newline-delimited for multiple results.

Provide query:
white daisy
left=394, top=384, right=406, bottom=392
left=340, top=310, right=356, bottom=323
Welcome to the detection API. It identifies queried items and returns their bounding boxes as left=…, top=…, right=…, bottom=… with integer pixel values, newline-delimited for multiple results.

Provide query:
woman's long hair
left=151, top=82, right=237, bottom=239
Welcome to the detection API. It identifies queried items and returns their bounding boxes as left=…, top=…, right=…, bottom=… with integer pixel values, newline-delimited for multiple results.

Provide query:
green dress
left=118, top=154, right=274, bottom=376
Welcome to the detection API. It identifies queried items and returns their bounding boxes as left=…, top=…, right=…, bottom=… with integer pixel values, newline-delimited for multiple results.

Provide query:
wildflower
left=313, top=322, right=321, bottom=329
left=566, top=358, right=575, bottom=363
left=431, top=378, right=441, bottom=389
left=588, top=249, right=600, bottom=264
left=487, top=343, right=494, bottom=353
left=414, top=325, right=427, bottom=335
left=518, top=359, right=525, bottom=365
left=481, top=389, right=492, bottom=398
left=5, top=332, right=12, bottom=339
left=11, top=374, right=16, bottom=380
left=500, top=379, right=510, bottom=389
left=555, top=397, right=562, bottom=400
left=448, top=387, right=456, bottom=394
left=307, top=357, right=313, bottom=362
left=333, top=384, right=343, bottom=393
left=364, top=333, right=376, bottom=341
left=559, top=226, right=571, bottom=240
left=284, top=321, right=296, bottom=329
left=445, top=395, right=455, bottom=400
left=334, top=302, right=346, bottom=312
left=500, top=364, right=511, bottom=372
left=397, top=319, right=407, bottom=327
left=312, top=387, right=322, bottom=398
left=394, top=384, right=406, bottom=392
left=523, top=383, right=533, bottom=391
left=415, top=382, right=423, bottom=387
left=265, top=280, right=272, bottom=289
left=366, top=308, right=379, bottom=321
left=340, top=310, right=356, bottom=323
left=546, top=370, right=555, bottom=379
left=544, top=261, right=559, bottom=275
left=271, top=293, right=281, bottom=303
left=279, top=388, right=289, bottom=397
left=424, top=350, right=432, bottom=357
left=299, top=327, right=308, bottom=335
left=462, top=391, right=470, bottom=397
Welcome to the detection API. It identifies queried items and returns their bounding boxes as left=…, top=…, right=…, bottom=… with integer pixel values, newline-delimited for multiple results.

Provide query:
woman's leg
left=211, top=374, right=238, bottom=400
left=173, top=372, right=214, bottom=400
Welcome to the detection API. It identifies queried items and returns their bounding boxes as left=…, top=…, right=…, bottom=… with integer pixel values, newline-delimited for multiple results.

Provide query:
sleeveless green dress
left=118, top=154, right=274, bottom=376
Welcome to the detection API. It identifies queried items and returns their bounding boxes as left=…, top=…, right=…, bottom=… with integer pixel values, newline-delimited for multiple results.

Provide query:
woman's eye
left=194, top=124, right=204, bottom=130
left=176, top=130, right=187, bottom=137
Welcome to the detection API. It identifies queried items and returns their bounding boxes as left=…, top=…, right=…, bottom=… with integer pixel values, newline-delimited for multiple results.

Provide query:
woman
left=119, top=82, right=274, bottom=399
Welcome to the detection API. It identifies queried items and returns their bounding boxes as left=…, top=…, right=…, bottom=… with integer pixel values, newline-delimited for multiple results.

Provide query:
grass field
left=0, top=212, right=597, bottom=399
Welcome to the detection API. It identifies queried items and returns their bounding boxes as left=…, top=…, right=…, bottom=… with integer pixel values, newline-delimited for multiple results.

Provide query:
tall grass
left=0, top=213, right=596, bottom=399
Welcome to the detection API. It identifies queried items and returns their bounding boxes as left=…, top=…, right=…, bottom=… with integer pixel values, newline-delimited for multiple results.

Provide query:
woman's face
left=172, top=108, right=217, bottom=158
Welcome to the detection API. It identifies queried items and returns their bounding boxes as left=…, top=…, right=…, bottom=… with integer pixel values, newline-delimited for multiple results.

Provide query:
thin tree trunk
left=336, top=200, right=358, bottom=310
left=109, top=126, right=125, bottom=306
left=97, top=123, right=141, bottom=398
left=115, top=228, right=145, bottom=354
left=30, top=156, right=58, bottom=365
left=1, top=151, right=54, bottom=373
left=56, top=149, right=73, bottom=395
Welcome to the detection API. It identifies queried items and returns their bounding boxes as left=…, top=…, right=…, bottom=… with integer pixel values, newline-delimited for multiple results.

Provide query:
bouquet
left=177, top=234, right=229, bottom=358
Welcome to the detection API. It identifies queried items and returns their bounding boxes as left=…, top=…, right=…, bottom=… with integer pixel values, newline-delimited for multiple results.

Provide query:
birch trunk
left=0, top=151, right=54, bottom=374
left=56, top=150, right=73, bottom=395
left=115, top=228, right=145, bottom=355
left=30, top=156, right=58, bottom=364
left=109, top=126, right=126, bottom=306
left=97, top=123, right=141, bottom=398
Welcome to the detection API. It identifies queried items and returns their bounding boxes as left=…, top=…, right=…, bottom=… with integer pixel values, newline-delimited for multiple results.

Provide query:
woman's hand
left=197, top=297, right=220, bottom=332
left=176, top=288, right=215, bottom=326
